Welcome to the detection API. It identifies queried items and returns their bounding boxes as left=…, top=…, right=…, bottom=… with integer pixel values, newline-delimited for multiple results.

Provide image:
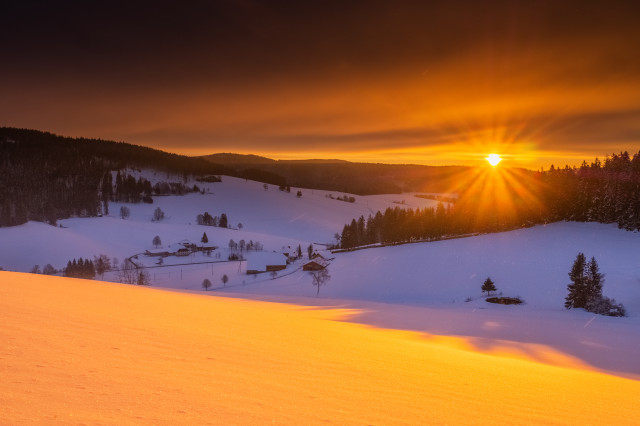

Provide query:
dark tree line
left=339, top=151, right=640, bottom=249
left=196, top=212, right=228, bottom=228
left=64, top=258, right=96, bottom=279
left=541, top=152, right=640, bottom=231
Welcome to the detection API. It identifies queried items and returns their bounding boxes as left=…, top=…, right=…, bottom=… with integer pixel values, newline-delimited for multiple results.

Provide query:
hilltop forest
left=340, top=153, right=640, bottom=248
left=0, top=128, right=233, bottom=226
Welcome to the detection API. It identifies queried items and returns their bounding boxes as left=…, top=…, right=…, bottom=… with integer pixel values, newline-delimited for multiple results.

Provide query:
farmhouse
left=176, top=248, right=191, bottom=256
left=303, top=259, right=327, bottom=271
left=246, top=252, right=288, bottom=274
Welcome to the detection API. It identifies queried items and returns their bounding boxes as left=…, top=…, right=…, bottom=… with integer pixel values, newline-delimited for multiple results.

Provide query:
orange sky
left=2, top=1, right=639, bottom=169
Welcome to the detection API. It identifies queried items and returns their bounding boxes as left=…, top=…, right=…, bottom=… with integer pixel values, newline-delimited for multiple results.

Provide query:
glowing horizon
left=2, top=2, right=639, bottom=171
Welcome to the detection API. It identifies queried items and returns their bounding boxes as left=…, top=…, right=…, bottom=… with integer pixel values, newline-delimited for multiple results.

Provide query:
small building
left=303, top=259, right=327, bottom=271
left=176, top=248, right=191, bottom=256
left=195, top=244, right=217, bottom=253
left=246, top=252, right=288, bottom=274
left=266, top=264, right=287, bottom=272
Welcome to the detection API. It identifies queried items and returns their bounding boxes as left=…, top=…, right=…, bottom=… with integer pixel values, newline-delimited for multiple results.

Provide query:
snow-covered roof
left=145, top=248, right=169, bottom=255
left=246, top=251, right=288, bottom=272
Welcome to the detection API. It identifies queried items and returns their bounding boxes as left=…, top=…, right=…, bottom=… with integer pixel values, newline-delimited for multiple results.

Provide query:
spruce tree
left=585, top=256, right=604, bottom=302
left=201, top=232, right=208, bottom=243
left=565, top=253, right=587, bottom=309
left=481, top=277, right=497, bottom=296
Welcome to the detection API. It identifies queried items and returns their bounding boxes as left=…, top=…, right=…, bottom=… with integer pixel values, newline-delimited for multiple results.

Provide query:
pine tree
left=585, top=256, right=604, bottom=302
left=201, top=232, right=208, bottom=243
left=565, top=253, right=587, bottom=309
left=481, top=277, right=497, bottom=296
left=219, top=213, right=228, bottom=228
left=152, top=235, right=162, bottom=248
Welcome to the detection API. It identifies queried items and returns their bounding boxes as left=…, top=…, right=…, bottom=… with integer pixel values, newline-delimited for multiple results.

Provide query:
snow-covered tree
left=153, top=207, right=165, bottom=222
left=202, top=278, right=212, bottom=291
left=565, top=253, right=587, bottom=309
left=585, top=256, right=604, bottom=302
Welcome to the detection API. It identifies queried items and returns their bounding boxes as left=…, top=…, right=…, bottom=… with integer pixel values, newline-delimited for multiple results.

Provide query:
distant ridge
left=200, top=153, right=349, bottom=165
left=201, top=151, right=472, bottom=195
left=201, top=153, right=277, bottom=165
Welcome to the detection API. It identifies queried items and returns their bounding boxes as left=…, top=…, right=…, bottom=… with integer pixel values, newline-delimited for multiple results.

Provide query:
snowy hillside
left=1, top=172, right=639, bottom=379
left=3, top=272, right=639, bottom=424
left=0, top=175, right=439, bottom=272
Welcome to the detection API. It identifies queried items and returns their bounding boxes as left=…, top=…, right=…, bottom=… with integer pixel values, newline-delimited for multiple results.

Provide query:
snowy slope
left=4, top=272, right=640, bottom=424
left=0, top=175, right=439, bottom=272
left=226, top=222, right=640, bottom=313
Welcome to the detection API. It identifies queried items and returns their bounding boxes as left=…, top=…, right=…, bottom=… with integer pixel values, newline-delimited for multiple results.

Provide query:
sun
left=486, top=153, right=502, bottom=166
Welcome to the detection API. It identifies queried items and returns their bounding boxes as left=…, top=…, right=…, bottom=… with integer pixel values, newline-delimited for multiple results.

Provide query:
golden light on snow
left=486, top=153, right=502, bottom=166
left=2, top=272, right=640, bottom=423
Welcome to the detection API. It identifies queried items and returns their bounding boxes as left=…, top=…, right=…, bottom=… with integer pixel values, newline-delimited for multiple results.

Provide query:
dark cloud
left=2, top=0, right=640, bottom=167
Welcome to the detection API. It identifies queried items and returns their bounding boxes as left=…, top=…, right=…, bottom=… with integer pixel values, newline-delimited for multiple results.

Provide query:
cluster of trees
left=565, top=253, right=625, bottom=316
left=542, top=152, right=640, bottom=231
left=196, top=212, right=228, bottom=228
left=107, top=171, right=201, bottom=205
left=196, top=175, right=222, bottom=183
left=202, top=274, right=229, bottom=290
left=339, top=151, right=640, bottom=249
left=117, top=261, right=149, bottom=285
left=326, top=194, right=356, bottom=203
left=62, top=254, right=114, bottom=279
left=340, top=203, right=457, bottom=248
left=228, top=239, right=263, bottom=253
left=30, top=264, right=57, bottom=275
left=64, top=258, right=96, bottom=279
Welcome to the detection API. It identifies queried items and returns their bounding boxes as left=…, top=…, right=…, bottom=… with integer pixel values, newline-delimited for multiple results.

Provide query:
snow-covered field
left=1, top=173, right=639, bottom=383
left=4, top=272, right=639, bottom=424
